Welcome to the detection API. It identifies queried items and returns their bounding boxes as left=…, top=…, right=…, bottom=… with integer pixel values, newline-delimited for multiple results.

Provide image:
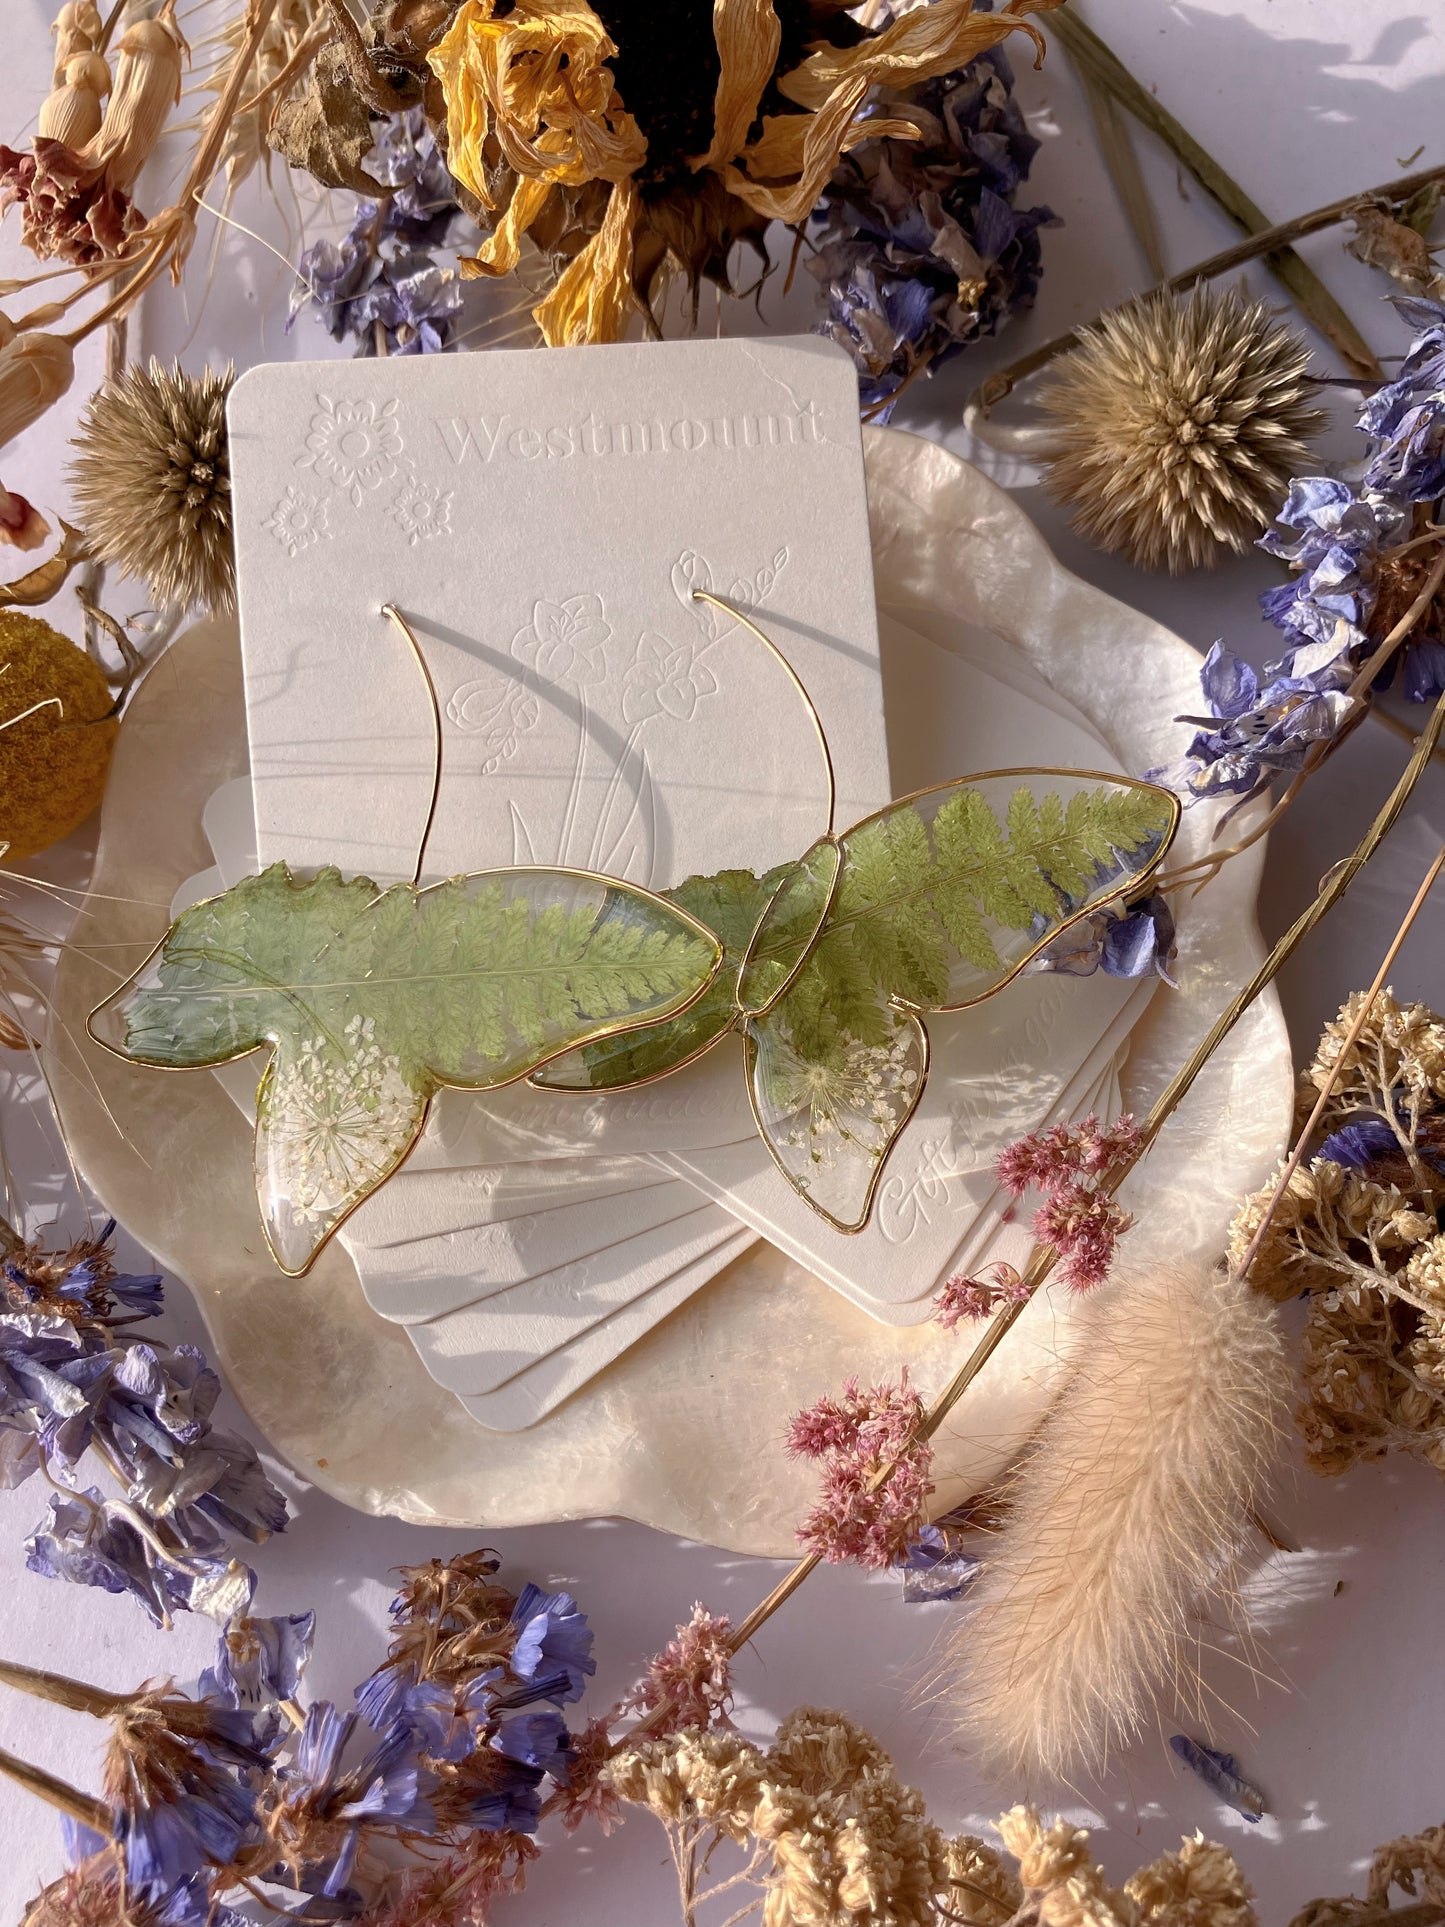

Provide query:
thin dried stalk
left=1231, top=840, right=1445, bottom=1283
left=0, top=1743, right=110, bottom=1835
left=973, top=161, right=1445, bottom=411
left=1049, top=7, right=1380, bottom=379
left=1063, top=49, right=1163, bottom=281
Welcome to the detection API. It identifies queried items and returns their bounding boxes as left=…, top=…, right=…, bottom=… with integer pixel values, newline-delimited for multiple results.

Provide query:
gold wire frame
left=742, top=1010, right=933, bottom=1236
left=87, top=574, right=1185, bottom=1260
left=691, top=589, right=837, bottom=840
left=736, top=834, right=843, bottom=1019
left=86, top=864, right=725, bottom=1278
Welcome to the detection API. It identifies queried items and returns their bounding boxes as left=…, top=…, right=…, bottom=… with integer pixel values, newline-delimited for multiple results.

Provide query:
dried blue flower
left=899, top=1525, right=981, bottom=1603
left=268, top=1703, right=434, bottom=1896
left=0, top=1224, right=288, bottom=1620
left=1159, top=641, right=1353, bottom=806
left=1033, top=893, right=1177, bottom=984
left=106, top=1693, right=270, bottom=1896
left=288, top=109, right=466, bottom=358
left=1360, top=297, right=1445, bottom=503
left=202, top=1611, right=316, bottom=1713
left=508, top=1584, right=596, bottom=1704
left=809, top=48, right=1056, bottom=415
left=492, top=1708, right=572, bottom=1779
left=1258, top=478, right=1395, bottom=676
left=1169, top=1733, right=1266, bottom=1820
left=1318, top=1116, right=1402, bottom=1170
left=355, top=1551, right=594, bottom=1840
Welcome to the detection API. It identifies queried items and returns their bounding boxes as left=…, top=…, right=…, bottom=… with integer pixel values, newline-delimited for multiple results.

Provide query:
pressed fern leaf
left=530, top=773, right=1177, bottom=1234
left=532, top=864, right=787, bottom=1090
left=90, top=863, right=722, bottom=1273
left=777, top=774, right=1177, bottom=1070
left=747, top=772, right=1177, bottom=1228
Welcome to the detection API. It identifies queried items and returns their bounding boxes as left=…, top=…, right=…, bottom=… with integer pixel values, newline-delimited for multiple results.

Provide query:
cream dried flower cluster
left=997, top=1806, right=1255, bottom=1927
left=605, top=1710, right=1257, bottom=1927
left=1230, top=988, right=1445, bottom=1475
left=1288, top=1818, right=1445, bottom=1927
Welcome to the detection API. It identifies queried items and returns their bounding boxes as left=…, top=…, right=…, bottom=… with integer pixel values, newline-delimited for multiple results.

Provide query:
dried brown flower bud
left=0, top=330, right=75, bottom=455
left=52, top=1, right=104, bottom=78
left=80, top=3, right=185, bottom=195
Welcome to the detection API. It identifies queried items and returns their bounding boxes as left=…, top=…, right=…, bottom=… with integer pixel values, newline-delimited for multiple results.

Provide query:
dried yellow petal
left=695, top=0, right=781, bottom=171
left=728, top=0, right=1059, bottom=222
left=461, top=174, right=553, bottom=277
left=779, top=0, right=1058, bottom=111
left=533, top=175, right=637, bottom=345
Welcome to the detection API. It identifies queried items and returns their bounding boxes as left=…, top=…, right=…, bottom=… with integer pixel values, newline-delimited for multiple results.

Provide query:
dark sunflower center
left=587, top=0, right=862, bottom=193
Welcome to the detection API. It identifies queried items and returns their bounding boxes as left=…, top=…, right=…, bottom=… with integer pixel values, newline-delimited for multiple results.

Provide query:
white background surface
left=2, top=0, right=1445, bottom=1916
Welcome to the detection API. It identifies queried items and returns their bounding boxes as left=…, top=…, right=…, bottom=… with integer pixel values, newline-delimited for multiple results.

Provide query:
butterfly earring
left=91, top=589, right=1179, bottom=1272
left=531, top=590, right=1181, bottom=1233
left=88, top=603, right=726, bottom=1277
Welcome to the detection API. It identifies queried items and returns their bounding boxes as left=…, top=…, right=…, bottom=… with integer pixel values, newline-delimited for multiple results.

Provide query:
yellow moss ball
left=0, top=610, right=117, bottom=860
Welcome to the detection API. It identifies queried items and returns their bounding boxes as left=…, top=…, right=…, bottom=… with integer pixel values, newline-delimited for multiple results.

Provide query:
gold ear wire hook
left=379, top=604, right=443, bottom=888
left=690, top=591, right=836, bottom=840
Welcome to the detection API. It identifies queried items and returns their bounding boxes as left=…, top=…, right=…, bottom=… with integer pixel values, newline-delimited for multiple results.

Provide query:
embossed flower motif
left=446, top=668, right=539, bottom=775
left=391, top=474, right=453, bottom=546
left=511, top=594, right=609, bottom=686
left=622, top=631, right=718, bottom=725
left=300, top=395, right=402, bottom=507
left=264, top=485, right=329, bottom=557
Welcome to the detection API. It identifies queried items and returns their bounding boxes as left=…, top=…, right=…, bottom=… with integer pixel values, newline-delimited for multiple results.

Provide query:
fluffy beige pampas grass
left=945, top=1254, right=1285, bottom=1782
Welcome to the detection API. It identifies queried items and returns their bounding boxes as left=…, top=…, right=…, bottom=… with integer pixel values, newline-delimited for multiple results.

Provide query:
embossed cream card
left=227, top=336, right=887, bottom=892
left=225, top=337, right=888, bottom=1379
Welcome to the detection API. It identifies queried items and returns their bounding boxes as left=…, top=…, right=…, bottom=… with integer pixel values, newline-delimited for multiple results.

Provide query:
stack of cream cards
left=196, top=339, right=1156, bottom=1431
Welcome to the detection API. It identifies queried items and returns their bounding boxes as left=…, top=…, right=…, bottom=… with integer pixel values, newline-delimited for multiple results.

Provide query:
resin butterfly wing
left=742, top=772, right=1180, bottom=1230
left=90, top=864, right=722, bottom=1274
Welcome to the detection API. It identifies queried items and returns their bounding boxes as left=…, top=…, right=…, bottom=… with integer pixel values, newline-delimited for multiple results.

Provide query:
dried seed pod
left=80, top=4, right=185, bottom=195
left=52, top=1, right=104, bottom=79
left=38, top=54, right=111, bottom=147
left=0, top=332, right=75, bottom=454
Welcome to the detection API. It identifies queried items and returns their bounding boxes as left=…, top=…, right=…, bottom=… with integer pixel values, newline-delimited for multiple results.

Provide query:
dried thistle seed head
left=1036, top=284, right=1325, bottom=574
left=70, top=359, right=235, bottom=613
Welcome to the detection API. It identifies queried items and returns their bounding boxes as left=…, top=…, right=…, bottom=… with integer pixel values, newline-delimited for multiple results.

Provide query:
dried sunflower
left=423, top=0, right=1062, bottom=344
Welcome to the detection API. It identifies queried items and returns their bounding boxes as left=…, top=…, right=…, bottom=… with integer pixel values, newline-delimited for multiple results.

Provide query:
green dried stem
left=975, top=160, right=1445, bottom=412
left=1049, top=7, right=1381, bottom=380
left=0, top=1743, right=110, bottom=1836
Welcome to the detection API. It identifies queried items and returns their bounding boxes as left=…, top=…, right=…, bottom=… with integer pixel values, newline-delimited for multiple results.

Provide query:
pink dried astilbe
left=787, top=1372, right=934, bottom=1570
left=621, top=1603, right=735, bottom=1734
left=554, top=1716, right=623, bottom=1835
left=995, top=1112, right=1139, bottom=1293
left=996, top=1112, right=1140, bottom=1195
left=933, top=1261, right=1030, bottom=1329
left=358, top=1830, right=539, bottom=1927
left=1035, top=1188, right=1132, bottom=1292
